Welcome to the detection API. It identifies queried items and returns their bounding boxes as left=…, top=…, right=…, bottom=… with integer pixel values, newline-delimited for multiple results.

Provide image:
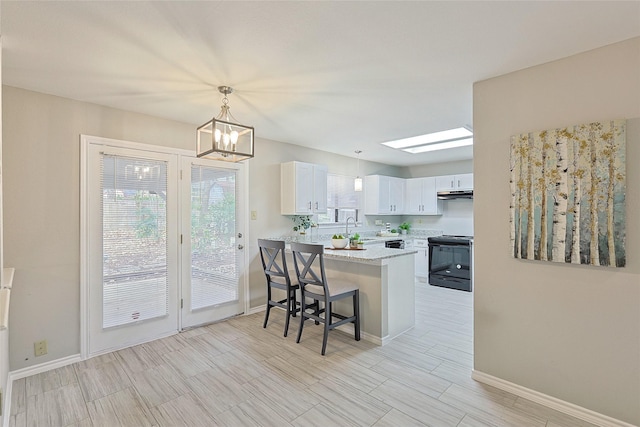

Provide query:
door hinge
left=180, top=170, right=183, bottom=180
left=180, top=234, right=183, bottom=244
left=181, top=299, right=184, bottom=309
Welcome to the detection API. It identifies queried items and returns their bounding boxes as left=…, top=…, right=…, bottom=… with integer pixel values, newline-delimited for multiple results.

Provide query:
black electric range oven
left=427, top=235, right=473, bottom=292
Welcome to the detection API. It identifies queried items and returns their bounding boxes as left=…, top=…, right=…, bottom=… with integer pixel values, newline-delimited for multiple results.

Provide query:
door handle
left=237, top=244, right=244, bottom=250
left=237, top=232, right=242, bottom=238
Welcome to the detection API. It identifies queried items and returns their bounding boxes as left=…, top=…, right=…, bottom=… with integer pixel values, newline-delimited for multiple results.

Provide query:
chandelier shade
left=196, top=86, right=254, bottom=162
left=354, top=177, right=363, bottom=192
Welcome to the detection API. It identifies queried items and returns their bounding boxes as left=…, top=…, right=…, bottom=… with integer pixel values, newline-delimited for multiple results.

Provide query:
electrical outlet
left=34, top=340, right=48, bottom=357
left=375, top=220, right=383, bottom=226
left=251, top=210, right=258, bottom=220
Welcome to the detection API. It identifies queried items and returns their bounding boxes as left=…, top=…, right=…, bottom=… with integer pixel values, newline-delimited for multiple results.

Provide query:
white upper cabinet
left=364, top=175, right=405, bottom=215
left=281, top=161, right=328, bottom=215
left=405, top=177, right=442, bottom=215
left=435, top=173, right=474, bottom=192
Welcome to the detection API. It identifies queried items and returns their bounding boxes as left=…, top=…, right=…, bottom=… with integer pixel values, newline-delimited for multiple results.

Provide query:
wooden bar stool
left=290, top=242, right=360, bottom=355
left=258, top=239, right=299, bottom=337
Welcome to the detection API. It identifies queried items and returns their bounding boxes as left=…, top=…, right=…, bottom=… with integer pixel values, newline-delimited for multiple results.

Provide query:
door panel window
left=190, top=166, right=238, bottom=311
left=101, top=155, right=169, bottom=328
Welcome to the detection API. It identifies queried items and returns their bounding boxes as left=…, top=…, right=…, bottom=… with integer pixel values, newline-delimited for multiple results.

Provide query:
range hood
left=437, top=190, right=473, bottom=200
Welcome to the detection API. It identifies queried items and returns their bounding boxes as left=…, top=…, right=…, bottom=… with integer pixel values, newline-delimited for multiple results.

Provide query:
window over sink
left=317, top=173, right=362, bottom=225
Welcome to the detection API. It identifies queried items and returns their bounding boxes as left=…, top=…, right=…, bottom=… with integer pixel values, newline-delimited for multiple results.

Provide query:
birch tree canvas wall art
left=510, top=120, right=626, bottom=267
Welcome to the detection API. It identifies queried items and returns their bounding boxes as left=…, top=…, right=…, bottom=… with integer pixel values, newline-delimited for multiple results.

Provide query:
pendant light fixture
left=196, top=86, right=255, bottom=162
left=354, top=150, right=363, bottom=192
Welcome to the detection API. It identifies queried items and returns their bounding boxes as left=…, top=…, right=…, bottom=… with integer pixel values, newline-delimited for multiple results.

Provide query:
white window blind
left=318, top=174, right=361, bottom=224
left=101, top=154, right=168, bottom=328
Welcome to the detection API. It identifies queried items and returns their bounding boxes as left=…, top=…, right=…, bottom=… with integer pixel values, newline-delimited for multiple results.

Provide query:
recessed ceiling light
left=403, top=138, right=473, bottom=154
left=381, top=127, right=472, bottom=149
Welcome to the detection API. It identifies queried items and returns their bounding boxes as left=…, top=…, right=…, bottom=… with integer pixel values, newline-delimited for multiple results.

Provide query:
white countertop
left=282, top=240, right=416, bottom=263
left=322, top=245, right=417, bottom=261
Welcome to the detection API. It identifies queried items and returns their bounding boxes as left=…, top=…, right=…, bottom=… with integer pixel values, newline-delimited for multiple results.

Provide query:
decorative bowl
left=331, top=238, right=349, bottom=249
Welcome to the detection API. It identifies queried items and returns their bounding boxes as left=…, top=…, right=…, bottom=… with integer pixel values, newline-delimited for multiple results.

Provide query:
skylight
left=382, top=126, right=473, bottom=154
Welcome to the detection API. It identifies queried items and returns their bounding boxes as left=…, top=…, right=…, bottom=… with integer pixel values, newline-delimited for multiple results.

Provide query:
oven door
left=428, top=243, right=470, bottom=280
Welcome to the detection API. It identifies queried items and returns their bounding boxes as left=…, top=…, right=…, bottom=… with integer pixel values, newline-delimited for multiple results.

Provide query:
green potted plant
left=292, top=215, right=312, bottom=235
left=349, top=232, right=360, bottom=248
left=399, top=222, right=411, bottom=235
left=357, top=240, right=364, bottom=249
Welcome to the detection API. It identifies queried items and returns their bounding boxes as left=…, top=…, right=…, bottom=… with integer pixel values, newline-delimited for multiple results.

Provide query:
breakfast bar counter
left=286, top=242, right=417, bottom=345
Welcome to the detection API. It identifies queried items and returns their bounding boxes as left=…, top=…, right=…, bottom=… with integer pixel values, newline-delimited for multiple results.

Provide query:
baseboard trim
left=336, top=323, right=383, bottom=346
left=3, top=354, right=83, bottom=427
left=3, top=375, right=12, bottom=427
left=471, top=370, right=635, bottom=427
left=246, top=304, right=266, bottom=315
left=9, top=354, right=82, bottom=381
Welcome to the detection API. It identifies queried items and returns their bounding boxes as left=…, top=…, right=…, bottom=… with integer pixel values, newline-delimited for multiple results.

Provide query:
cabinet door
left=405, top=178, right=423, bottom=214
left=294, top=162, right=314, bottom=213
left=389, top=177, right=404, bottom=213
left=421, top=177, right=441, bottom=214
left=377, top=175, right=392, bottom=214
left=455, top=173, right=474, bottom=190
left=436, top=175, right=455, bottom=192
left=415, top=248, right=429, bottom=277
left=414, top=239, right=429, bottom=277
left=364, top=175, right=379, bottom=215
left=313, top=164, right=328, bottom=213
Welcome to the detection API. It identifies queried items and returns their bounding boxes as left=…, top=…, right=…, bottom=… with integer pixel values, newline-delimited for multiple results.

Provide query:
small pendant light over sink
left=196, top=86, right=255, bottom=162
left=354, top=150, right=363, bottom=192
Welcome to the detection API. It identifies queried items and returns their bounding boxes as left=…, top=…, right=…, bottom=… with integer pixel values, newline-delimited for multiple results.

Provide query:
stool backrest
left=290, top=242, right=328, bottom=296
left=258, top=239, right=290, bottom=286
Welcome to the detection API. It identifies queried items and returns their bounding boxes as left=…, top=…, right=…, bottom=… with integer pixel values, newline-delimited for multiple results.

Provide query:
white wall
left=0, top=30, right=9, bottom=427
left=404, top=200, right=473, bottom=236
left=473, top=37, right=640, bottom=425
left=406, top=159, right=472, bottom=178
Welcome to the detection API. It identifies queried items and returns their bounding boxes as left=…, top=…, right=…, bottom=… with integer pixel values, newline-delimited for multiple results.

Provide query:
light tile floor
left=9, top=283, right=597, bottom=426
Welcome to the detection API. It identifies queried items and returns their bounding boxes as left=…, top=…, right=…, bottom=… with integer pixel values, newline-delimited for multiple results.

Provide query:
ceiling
left=2, top=1, right=639, bottom=166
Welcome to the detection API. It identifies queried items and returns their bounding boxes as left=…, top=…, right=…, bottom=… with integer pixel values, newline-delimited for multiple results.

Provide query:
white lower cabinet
left=414, top=239, right=429, bottom=279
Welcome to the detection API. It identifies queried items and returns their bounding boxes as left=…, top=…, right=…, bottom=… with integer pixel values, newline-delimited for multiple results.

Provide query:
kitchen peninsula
left=290, top=243, right=417, bottom=345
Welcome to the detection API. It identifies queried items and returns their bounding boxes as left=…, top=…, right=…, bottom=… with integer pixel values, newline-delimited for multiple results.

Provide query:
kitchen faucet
left=345, top=216, right=357, bottom=239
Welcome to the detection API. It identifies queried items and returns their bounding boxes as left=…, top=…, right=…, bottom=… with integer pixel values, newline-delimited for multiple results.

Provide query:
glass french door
left=87, top=145, right=179, bottom=356
left=180, top=157, right=244, bottom=329
left=84, top=139, right=245, bottom=357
